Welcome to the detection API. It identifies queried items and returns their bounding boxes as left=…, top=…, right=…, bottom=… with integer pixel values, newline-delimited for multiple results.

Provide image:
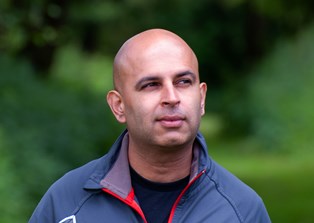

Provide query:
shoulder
left=54, top=156, right=105, bottom=189
left=29, top=155, right=108, bottom=223
left=207, top=159, right=270, bottom=222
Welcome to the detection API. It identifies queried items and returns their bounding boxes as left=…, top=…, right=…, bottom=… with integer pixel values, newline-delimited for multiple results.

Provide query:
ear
left=106, top=90, right=126, bottom=123
left=200, top=82, right=207, bottom=116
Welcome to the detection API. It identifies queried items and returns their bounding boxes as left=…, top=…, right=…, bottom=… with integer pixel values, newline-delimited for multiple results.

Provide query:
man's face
left=113, top=38, right=206, bottom=149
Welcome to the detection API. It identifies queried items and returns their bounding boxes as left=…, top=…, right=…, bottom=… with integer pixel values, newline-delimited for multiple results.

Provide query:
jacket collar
left=84, top=130, right=211, bottom=196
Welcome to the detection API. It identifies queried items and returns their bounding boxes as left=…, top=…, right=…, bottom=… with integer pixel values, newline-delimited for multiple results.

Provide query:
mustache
left=155, top=109, right=186, bottom=120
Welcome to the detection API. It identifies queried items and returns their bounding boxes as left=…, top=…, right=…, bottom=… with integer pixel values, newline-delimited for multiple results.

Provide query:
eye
left=141, top=82, right=161, bottom=90
left=176, top=79, right=192, bottom=86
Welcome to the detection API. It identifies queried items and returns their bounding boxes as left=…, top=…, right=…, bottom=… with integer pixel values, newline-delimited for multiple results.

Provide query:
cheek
left=187, top=94, right=203, bottom=117
left=124, top=99, right=154, bottom=122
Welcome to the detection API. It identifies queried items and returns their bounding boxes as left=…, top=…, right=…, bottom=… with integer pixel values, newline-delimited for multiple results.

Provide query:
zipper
left=102, top=188, right=148, bottom=223
left=167, top=169, right=206, bottom=223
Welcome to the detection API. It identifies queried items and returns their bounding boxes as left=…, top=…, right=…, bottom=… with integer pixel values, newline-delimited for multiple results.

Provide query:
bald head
left=113, top=29, right=198, bottom=92
left=107, top=28, right=207, bottom=147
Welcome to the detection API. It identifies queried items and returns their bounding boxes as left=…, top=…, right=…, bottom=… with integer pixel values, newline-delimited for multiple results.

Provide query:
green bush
left=0, top=52, right=122, bottom=222
left=248, top=24, right=314, bottom=153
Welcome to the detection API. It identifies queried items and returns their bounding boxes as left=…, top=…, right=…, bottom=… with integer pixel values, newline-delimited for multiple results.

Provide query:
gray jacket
left=29, top=130, right=271, bottom=223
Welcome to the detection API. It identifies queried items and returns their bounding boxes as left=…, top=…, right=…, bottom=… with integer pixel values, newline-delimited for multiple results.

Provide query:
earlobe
left=106, top=90, right=126, bottom=123
left=200, top=83, right=207, bottom=116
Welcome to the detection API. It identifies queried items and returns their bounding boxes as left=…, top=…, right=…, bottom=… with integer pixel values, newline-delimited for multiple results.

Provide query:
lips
left=156, top=115, right=185, bottom=128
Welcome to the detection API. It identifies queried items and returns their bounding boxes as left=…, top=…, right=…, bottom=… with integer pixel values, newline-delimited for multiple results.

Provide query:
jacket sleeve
left=28, top=190, right=57, bottom=223
left=243, top=196, right=271, bottom=223
left=28, top=162, right=98, bottom=223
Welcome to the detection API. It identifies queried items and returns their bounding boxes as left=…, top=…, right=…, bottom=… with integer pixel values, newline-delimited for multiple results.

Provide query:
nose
left=161, top=84, right=180, bottom=107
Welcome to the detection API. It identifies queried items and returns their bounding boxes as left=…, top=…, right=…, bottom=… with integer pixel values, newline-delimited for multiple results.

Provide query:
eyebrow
left=176, top=71, right=197, bottom=82
left=135, top=70, right=197, bottom=91
left=135, top=76, right=161, bottom=90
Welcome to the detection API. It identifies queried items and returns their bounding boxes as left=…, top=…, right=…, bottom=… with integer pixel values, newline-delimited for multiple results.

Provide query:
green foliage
left=2, top=0, right=314, bottom=79
left=1, top=1, right=314, bottom=222
left=50, top=44, right=114, bottom=94
left=0, top=53, right=122, bottom=222
left=211, top=150, right=314, bottom=223
left=202, top=24, right=314, bottom=222
left=248, top=24, right=314, bottom=153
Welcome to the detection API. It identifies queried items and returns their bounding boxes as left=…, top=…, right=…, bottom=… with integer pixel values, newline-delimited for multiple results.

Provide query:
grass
left=210, top=149, right=314, bottom=223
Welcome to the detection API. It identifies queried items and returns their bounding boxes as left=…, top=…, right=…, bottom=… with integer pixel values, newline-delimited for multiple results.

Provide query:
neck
left=128, top=140, right=193, bottom=183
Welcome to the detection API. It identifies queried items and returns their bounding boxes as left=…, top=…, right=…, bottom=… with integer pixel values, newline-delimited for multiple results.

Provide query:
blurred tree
left=0, top=54, right=122, bottom=222
left=2, top=0, right=314, bottom=136
left=248, top=24, right=314, bottom=153
left=2, top=0, right=314, bottom=81
left=0, top=0, right=68, bottom=76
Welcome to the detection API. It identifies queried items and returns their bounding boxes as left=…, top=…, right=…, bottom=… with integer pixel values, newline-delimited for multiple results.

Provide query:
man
left=29, top=29, right=271, bottom=223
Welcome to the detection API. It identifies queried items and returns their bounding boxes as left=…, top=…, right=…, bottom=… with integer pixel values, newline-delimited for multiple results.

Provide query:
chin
left=158, top=133, right=191, bottom=148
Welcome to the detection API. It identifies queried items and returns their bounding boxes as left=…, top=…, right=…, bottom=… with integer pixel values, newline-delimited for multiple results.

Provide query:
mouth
left=156, top=115, right=185, bottom=128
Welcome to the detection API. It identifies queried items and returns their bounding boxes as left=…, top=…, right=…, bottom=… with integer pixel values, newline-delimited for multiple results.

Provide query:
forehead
left=113, top=30, right=199, bottom=91
left=125, top=39, right=198, bottom=79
